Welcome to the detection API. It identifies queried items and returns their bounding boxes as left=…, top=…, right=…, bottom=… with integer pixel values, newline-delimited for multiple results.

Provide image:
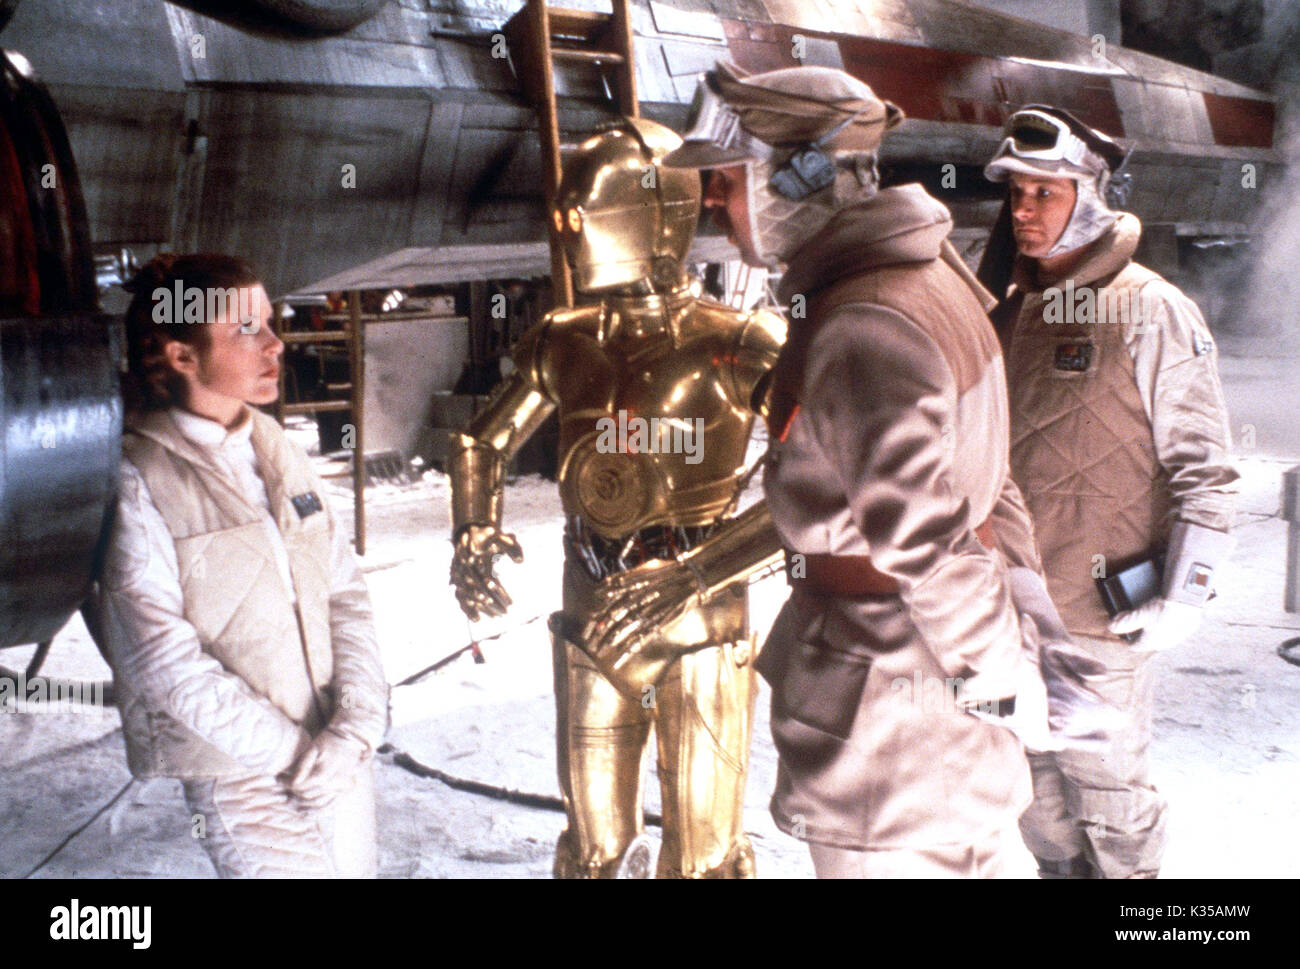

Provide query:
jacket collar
left=127, top=407, right=295, bottom=530
left=1012, top=211, right=1142, bottom=296
left=168, top=406, right=254, bottom=450
left=777, top=183, right=953, bottom=304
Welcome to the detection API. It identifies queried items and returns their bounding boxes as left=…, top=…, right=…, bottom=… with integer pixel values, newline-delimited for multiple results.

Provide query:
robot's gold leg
left=551, top=563, right=758, bottom=878
left=551, top=632, right=652, bottom=878
left=653, top=638, right=758, bottom=878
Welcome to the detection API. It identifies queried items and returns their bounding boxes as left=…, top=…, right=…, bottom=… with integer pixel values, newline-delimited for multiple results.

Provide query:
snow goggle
left=676, top=76, right=776, bottom=165
left=993, top=109, right=1098, bottom=169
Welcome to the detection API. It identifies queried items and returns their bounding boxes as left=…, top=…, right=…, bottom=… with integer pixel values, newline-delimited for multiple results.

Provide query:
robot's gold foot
left=696, top=836, right=757, bottom=879
left=552, top=828, right=659, bottom=879
left=553, top=829, right=756, bottom=879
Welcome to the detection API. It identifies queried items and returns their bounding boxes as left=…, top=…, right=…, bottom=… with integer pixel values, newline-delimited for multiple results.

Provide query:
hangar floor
left=2, top=333, right=1297, bottom=879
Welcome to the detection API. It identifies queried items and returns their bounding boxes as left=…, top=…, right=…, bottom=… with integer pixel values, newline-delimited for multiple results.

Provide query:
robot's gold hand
left=450, top=524, right=524, bottom=622
left=583, top=559, right=702, bottom=660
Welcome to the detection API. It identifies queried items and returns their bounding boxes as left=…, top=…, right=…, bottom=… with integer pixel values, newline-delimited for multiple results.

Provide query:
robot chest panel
left=545, top=334, right=749, bottom=536
left=549, top=334, right=735, bottom=439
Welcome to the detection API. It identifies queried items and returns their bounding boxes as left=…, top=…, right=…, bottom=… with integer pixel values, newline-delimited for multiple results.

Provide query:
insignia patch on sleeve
left=1054, top=342, right=1094, bottom=372
left=1193, top=335, right=1214, bottom=356
left=290, top=491, right=323, bottom=519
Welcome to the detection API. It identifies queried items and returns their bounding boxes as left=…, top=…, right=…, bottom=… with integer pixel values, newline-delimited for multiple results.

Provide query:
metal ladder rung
left=552, top=47, right=625, bottom=64
left=546, top=7, right=613, bottom=39
left=281, top=329, right=349, bottom=345
left=282, top=400, right=352, bottom=415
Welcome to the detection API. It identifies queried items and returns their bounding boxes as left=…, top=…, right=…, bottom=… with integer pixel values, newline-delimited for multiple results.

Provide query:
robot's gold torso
left=515, top=288, right=783, bottom=539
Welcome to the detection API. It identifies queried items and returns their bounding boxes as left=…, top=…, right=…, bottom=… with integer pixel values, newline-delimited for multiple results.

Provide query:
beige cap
left=665, top=61, right=904, bottom=168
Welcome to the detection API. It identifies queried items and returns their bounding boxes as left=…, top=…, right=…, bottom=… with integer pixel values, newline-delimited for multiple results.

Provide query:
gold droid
left=447, top=118, right=784, bottom=878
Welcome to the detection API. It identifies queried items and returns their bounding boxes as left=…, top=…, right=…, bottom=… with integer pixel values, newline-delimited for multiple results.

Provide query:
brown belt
left=786, top=519, right=998, bottom=597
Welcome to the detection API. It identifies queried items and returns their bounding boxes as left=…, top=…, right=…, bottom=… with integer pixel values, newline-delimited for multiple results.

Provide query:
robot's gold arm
left=582, top=501, right=785, bottom=662
left=448, top=372, right=556, bottom=536
left=447, top=356, right=556, bottom=622
left=681, top=501, right=784, bottom=597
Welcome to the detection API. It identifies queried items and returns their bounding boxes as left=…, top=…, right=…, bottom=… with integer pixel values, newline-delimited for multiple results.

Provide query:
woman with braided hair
left=98, top=253, right=389, bottom=877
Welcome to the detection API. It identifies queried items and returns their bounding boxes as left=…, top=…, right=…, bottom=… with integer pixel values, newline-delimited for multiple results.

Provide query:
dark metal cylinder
left=0, top=313, right=120, bottom=648
left=1, top=49, right=120, bottom=649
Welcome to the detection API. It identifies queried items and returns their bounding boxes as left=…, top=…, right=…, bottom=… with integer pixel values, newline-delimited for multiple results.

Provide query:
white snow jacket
left=1002, top=213, right=1238, bottom=637
left=767, top=184, right=1036, bottom=706
left=757, top=184, right=1034, bottom=850
left=99, top=407, right=388, bottom=780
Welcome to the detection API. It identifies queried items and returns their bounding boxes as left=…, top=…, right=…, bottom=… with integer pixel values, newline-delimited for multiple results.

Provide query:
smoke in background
left=1231, top=2, right=1300, bottom=343
left=1125, top=0, right=1300, bottom=342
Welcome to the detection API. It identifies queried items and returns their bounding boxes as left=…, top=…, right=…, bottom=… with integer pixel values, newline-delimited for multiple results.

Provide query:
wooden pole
left=348, top=290, right=366, bottom=555
left=528, top=0, right=573, bottom=307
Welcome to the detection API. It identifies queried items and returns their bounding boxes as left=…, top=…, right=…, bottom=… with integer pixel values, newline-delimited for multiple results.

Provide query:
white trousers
left=182, top=765, right=377, bottom=878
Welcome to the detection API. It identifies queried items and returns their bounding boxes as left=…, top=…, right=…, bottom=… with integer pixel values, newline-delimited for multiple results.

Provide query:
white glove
left=1109, top=596, right=1202, bottom=653
left=972, top=645, right=1060, bottom=754
left=279, top=727, right=369, bottom=810
left=1004, top=567, right=1127, bottom=750
left=962, top=618, right=1057, bottom=752
left=1113, top=520, right=1232, bottom=652
left=959, top=571, right=1058, bottom=752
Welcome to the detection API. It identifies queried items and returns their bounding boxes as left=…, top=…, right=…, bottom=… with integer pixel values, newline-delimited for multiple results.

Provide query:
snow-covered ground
left=2, top=337, right=1298, bottom=879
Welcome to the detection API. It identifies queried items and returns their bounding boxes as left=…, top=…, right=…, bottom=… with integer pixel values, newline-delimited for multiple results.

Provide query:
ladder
left=273, top=291, right=368, bottom=555
left=504, top=0, right=639, bottom=308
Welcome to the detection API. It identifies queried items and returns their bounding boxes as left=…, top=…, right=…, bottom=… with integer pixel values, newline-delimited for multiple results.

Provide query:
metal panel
left=859, top=0, right=925, bottom=41
left=1110, top=75, right=1150, bottom=141
left=428, top=0, right=524, bottom=35
left=435, top=34, right=520, bottom=95
left=1203, top=92, right=1275, bottom=149
left=407, top=99, right=464, bottom=245
left=164, top=2, right=445, bottom=88
left=635, top=39, right=677, bottom=104
left=442, top=124, right=529, bottom=240
left=1136, top=82, right=1200, bottom=147
left=799, top=34, right=846, bottom=69
left=194, top=89, right=432, bottom=296
left=45, top=85, right=187, bottom=247
left=760, top=0, right=829, bottom=34
left=814, top=0, right=874, bottom=39
left=1207, top=158, right=1256, bottom=228
left=649, top=0, right=727, bottom=40
left=289, top=235, right=740, bottom=293
left=0, top=314, right=120, bottom=649
left=659, top=37, right=729, bottom=76
left=1, top=0, right=185, bottom=91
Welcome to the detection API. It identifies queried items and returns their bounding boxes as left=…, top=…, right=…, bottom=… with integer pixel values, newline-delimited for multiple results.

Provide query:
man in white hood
left=983, top=105, right=1238, bottom=878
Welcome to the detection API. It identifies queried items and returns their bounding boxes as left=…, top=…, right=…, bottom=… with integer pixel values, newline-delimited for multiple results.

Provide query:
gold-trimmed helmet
left=554, top=117, right=700, bottom=293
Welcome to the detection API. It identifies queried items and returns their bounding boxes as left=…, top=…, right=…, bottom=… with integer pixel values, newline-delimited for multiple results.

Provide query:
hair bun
left=122, top=253, right=180, bottom=295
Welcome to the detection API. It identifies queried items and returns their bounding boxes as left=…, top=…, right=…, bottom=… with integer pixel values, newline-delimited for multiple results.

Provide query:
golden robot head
left=555, top=117, right=701, bottom=293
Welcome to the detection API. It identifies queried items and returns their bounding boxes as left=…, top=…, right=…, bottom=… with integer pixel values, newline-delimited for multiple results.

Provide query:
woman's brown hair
left=121, top=252, right=261, bottom=413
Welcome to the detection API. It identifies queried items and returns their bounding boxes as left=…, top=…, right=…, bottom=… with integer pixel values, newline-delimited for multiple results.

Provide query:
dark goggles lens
left=1009, top=117, right=1061, bottom=151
